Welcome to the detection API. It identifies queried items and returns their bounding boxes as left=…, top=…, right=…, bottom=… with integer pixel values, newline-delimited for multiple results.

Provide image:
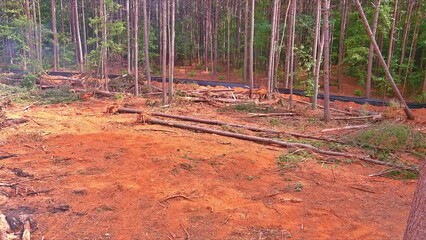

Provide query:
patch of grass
left=218, top=75, right=225, bottom=80
left=384, top=170, right=419, bottom=180
left=277, top=151, right=312, bottom=171
left=38, top=87, right=80, bottom=104
left=349, top=122, right=426, bottom=152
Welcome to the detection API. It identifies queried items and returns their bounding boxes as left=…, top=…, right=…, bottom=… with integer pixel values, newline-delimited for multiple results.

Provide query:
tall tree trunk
left=134, top=0, right=139, bottom=96
left=383, top=0, right=399, bottom=98
left=142, top=0, right=151, bottom=92
left=32, top=0, right=39, bottom=62
left=267, top=0, right=279, bottom=95
left=243, top=0, right=249, bottom=83
left=387, top=0, right=398, bottom=68
left=274, top=0, right=290, bottom=90
left=366, top=0, right=381, bottom=98
left=289, top=0, right=296, bottom=109
left=337, top=0, right=349, bottom=93
left=322, top=0, right=331, bottom=122
left=126, top=0, right=132, bottom=74
left=212, top=0, right=219, bottom=75
left=403, top=160, right=426, bottom=240
left=74, top=0, right=84, bottom=72
left=226, top=0, right=231, bottom=81
left=60, top=0, right=65, bottom=33
left=402, top=12, right=421, bottom=96
left=37, top=0, right=43, bottom=63
left=398, top=0, right=415, bottom=82
left=168, top=0, right=175, bottom=103
left=311, top=0, right=322, bottom=109
left=249, top=0, right=255, bottom=98
left=161, top=0, right=167, bottom=105
left=24, top=0, right=34, bottom=64
left=423, top=73, right=426, bottom=92
left=51, top=0, right=59, bottom=71
left=81, top=0, right=88, bottom=63
left=354, top=0, right=414, bottom=120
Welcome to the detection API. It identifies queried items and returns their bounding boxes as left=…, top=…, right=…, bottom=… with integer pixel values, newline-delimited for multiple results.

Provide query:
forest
left=0, top=0, right=425, bottom=239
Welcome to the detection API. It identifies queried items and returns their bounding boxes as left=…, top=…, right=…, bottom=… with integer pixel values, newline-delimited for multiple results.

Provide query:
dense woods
left=1, top=0, right=425, bottom=105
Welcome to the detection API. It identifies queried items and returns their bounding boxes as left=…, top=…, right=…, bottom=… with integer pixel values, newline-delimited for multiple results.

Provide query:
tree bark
left=366, top=0, right=381, bottom=98
left=353, top=0, right=414, bottom=120
left=51, top=0, right=59, bottom=71
left=323, top=0, right=331, bottom=122
left=142, top=0, right=152, bottom=92
left=404, top=160, right=426, bottom=240
left=387, top=0, right=398, bottom=68
left=37, top=0, right=43, bottom=63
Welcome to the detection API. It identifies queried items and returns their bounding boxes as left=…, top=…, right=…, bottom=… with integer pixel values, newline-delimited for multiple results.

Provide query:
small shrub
left=354, top=89, right=362, bottom=97
left=21, top=73, right=38, bottom=89
left=414, top=92, right=426, bottom=103
left=216, top=66, right=223, bottom=72
left=218, top=75, right=225, bottom=80
left=234, top=103, right=258, bottom=112
left=188, top=70, right=196, bottom=77
left=294, top=182, right=304, bottom=192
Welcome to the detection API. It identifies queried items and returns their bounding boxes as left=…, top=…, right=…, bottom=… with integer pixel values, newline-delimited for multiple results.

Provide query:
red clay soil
left=0, top=96, right=422, bottom=239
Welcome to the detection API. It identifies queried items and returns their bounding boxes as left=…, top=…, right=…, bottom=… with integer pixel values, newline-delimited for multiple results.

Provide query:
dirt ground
left=0, top=91, right=424, bottom=240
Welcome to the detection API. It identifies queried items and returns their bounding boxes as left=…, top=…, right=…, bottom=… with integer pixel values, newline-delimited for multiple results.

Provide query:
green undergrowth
left=0, top=83, right=80, bottom=105
left=347, top=122, right=426, bottom=152
left=219, top=103, right=277, bottom=113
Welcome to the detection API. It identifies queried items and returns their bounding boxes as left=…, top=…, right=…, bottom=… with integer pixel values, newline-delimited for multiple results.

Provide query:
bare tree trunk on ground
left=366, top=0, right=381, bottom=98
left=353, top=0, right=414, bottom=120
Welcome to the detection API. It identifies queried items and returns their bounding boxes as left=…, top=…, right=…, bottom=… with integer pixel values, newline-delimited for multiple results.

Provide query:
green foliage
left=354, top=89, right=362, bottom=97
left=349, top=123, right=426, bottom=152
left=188, top=70, right=196, bottom=77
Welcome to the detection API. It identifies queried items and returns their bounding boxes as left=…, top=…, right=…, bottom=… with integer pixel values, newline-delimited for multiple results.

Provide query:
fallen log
left=139, top=116, right=415, bottom=171
left=70, top=88, right=130, bottom=97
left=290, top=98, right=358, bottom=116
left=321, top=124, right=371, bottom=132
left=332, top=114, right=382, bottom=121
left=116, top=108, right=343, bottom=143
left=248, top=113, right=295, bottom=117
